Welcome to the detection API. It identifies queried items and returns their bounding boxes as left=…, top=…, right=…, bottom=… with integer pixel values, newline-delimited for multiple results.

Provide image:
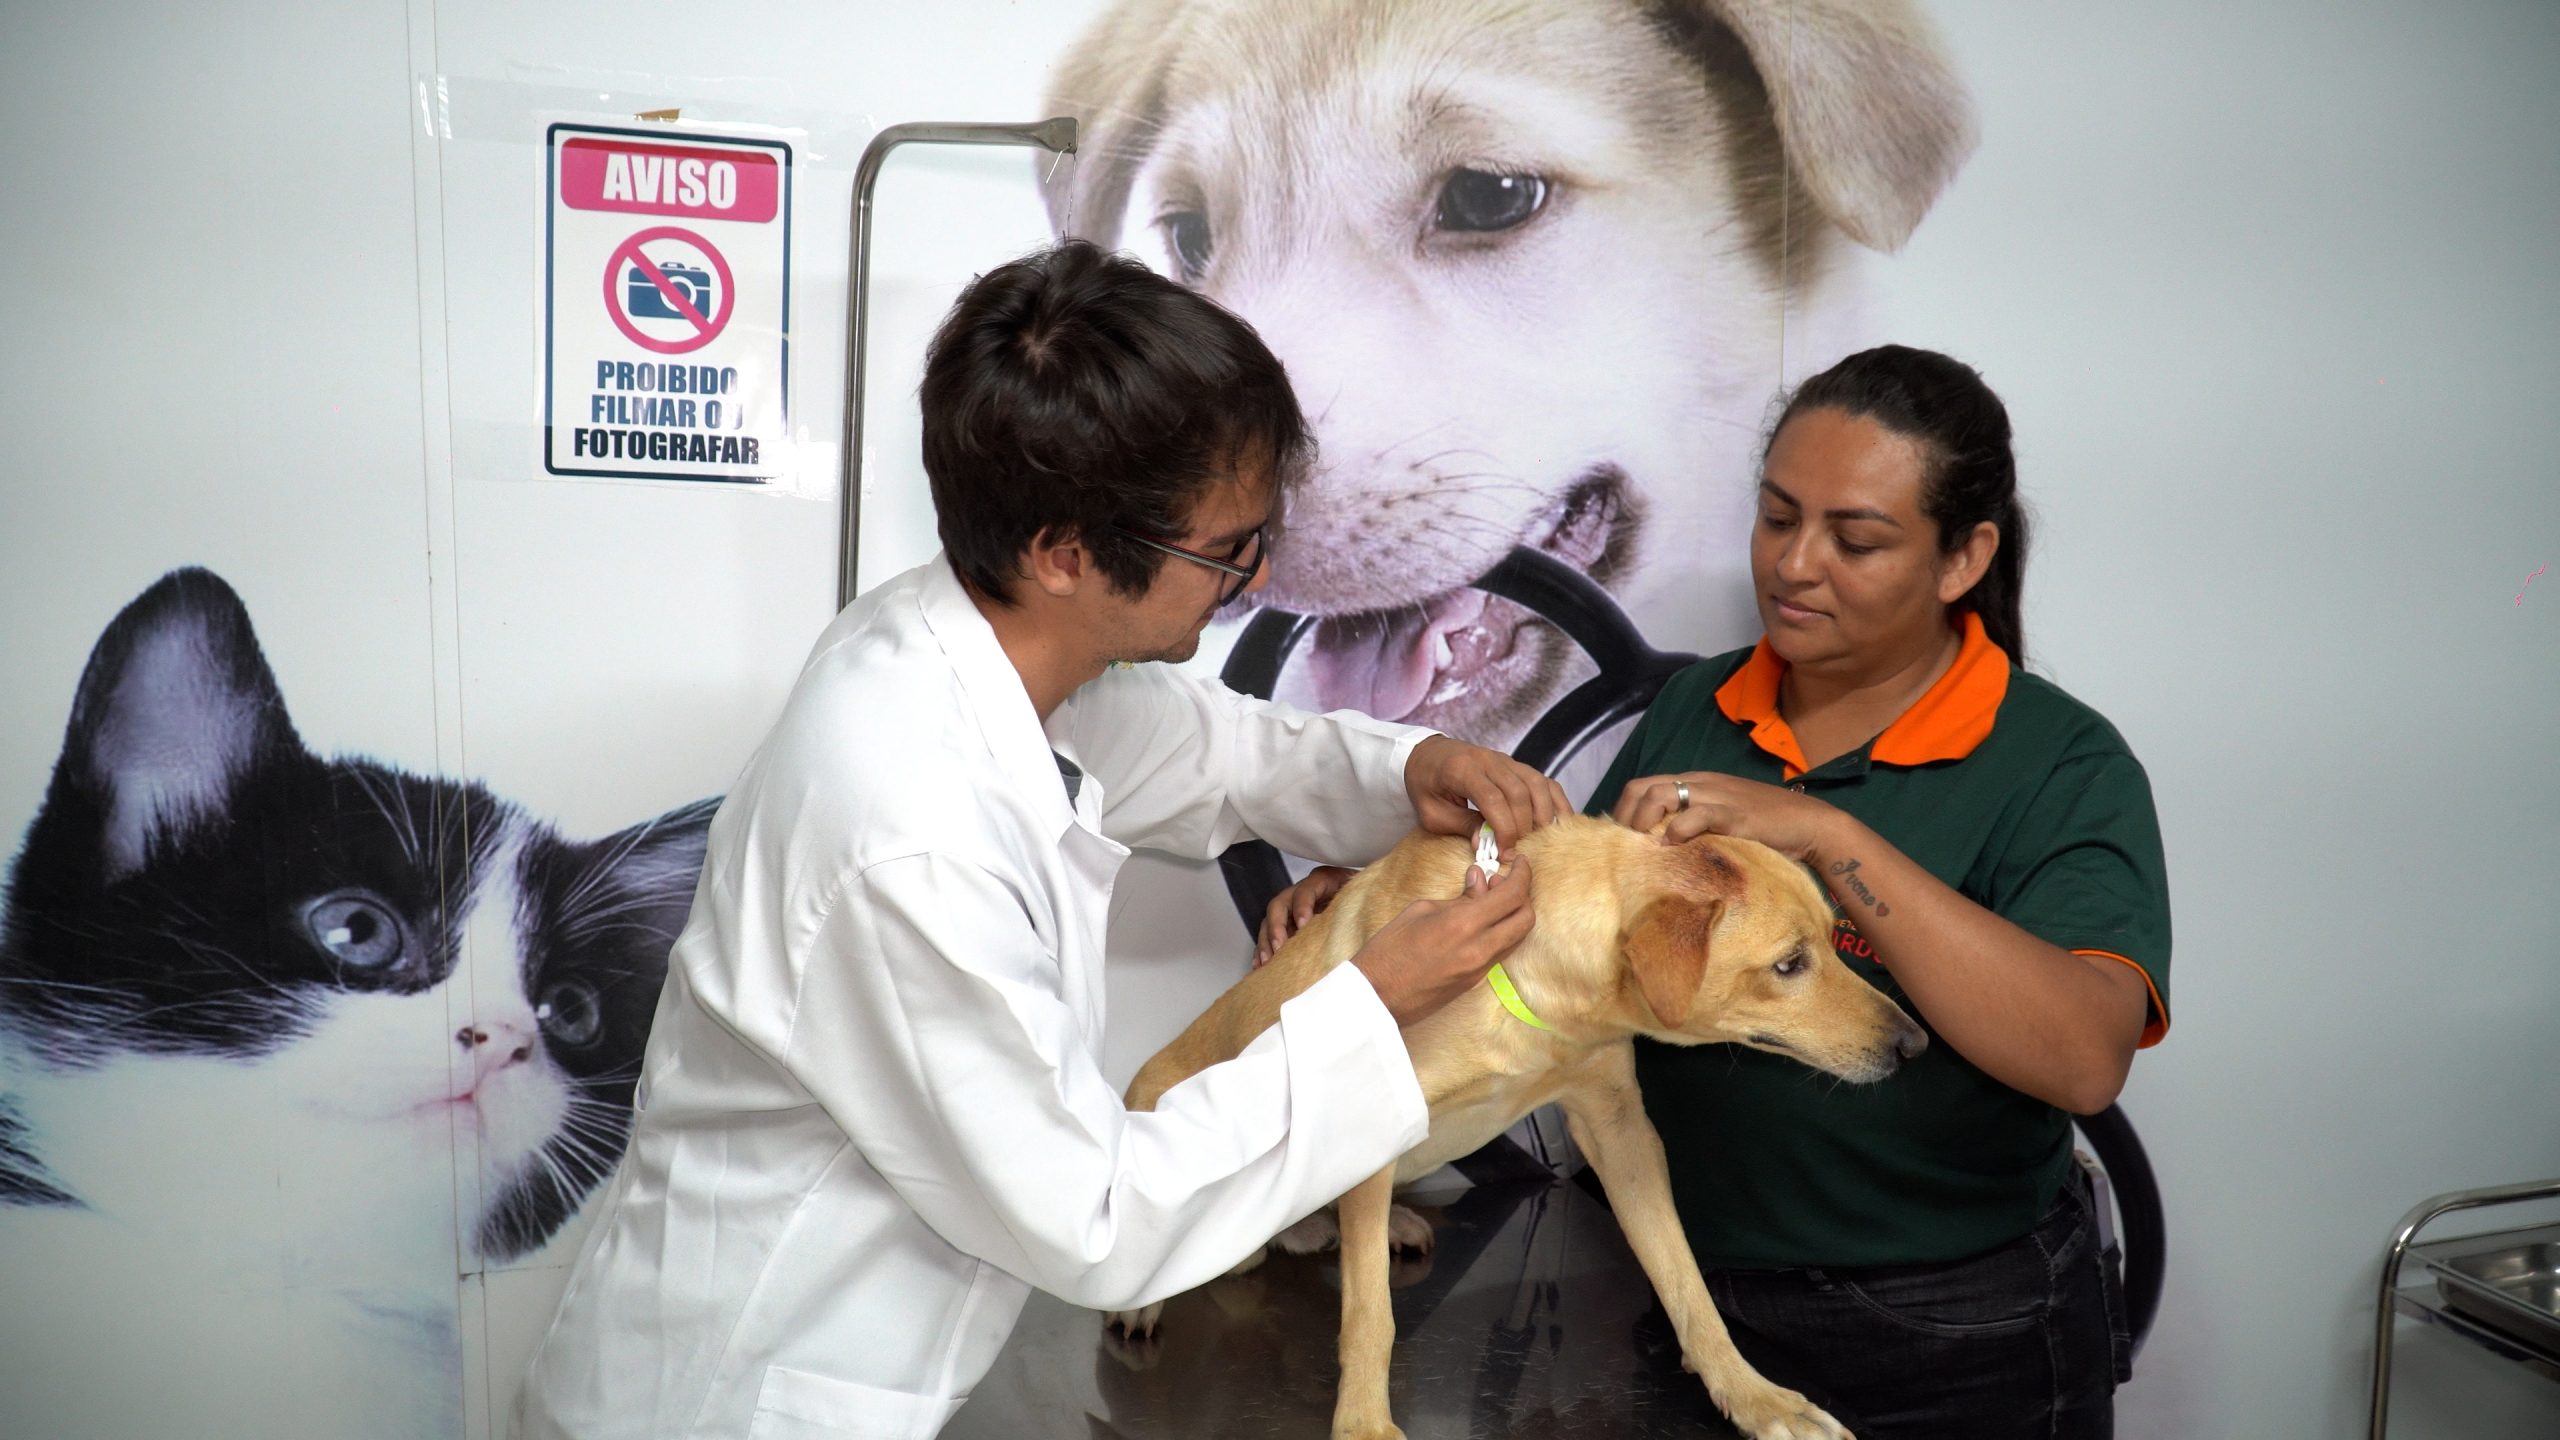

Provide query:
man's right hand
left=1347, top=858, right=1536, bottom=1029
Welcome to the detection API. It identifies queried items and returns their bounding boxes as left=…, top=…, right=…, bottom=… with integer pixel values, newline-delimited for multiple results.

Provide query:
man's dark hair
left=919, top=239, right=1313, bottom=604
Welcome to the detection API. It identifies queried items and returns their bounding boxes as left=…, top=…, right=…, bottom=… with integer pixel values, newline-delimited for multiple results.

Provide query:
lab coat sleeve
left=788, top=851, right=1431, bottom=1311
left=1064, top=664, right=1429, bottom=866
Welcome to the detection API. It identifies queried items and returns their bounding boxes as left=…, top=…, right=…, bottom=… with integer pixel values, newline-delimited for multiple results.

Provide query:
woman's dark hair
left=919, top=239, right=1313, bottom=604
left=1769, top=344, right=2031, bottom=667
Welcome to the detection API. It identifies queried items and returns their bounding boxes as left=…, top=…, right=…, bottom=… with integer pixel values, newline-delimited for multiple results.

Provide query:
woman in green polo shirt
left=1590, top=344, right=2170, bottom=1439
left=1263, top=345, right=2170, bottom=1439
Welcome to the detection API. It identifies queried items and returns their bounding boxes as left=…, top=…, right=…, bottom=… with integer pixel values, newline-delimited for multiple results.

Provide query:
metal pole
left=2368, top=1175, right=2560, bottom=1439
left=838, top=118, right=1077, bottom=613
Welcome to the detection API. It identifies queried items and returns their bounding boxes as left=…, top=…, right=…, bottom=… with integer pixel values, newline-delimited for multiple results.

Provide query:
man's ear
left=1622, top=895, right=1722, bottom=1030
left=1020, top=525, right=1090, bottom=598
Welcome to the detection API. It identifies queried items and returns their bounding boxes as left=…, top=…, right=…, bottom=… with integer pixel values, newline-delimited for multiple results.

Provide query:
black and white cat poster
left=0, top=568, right=714, bottom=1437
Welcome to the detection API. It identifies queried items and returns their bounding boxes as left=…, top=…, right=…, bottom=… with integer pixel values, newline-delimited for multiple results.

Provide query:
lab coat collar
left=916, top=554, right=1086, bottom=840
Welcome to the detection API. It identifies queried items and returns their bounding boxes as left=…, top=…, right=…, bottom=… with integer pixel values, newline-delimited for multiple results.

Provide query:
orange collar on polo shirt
left=1712, top=611, right=2011, bottom=780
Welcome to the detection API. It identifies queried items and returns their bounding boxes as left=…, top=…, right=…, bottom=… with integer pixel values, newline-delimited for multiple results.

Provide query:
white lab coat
left=516, top=555, right=1433, bottom=1440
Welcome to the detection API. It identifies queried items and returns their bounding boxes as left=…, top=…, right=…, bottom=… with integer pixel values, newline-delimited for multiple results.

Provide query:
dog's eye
left=1435, top=169, right=1548, bottom=234
left=1773, top=949, right=1810, bottom=977
left=1157, top=212, right=1214, bottom=281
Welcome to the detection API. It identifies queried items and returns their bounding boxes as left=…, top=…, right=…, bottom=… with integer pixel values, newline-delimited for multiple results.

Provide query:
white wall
left=1893, top=3, right=2560, bottom=1435
left=2, top=2, right=2555, bottom=1437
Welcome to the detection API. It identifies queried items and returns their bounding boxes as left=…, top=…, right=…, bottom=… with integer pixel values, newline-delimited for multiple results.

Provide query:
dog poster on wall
left=1042, top=0, right=1975, bottom=774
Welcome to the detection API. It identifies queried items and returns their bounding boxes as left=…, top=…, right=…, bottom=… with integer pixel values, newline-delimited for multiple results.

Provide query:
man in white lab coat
left=518, top=239, right=1561, bottom=1440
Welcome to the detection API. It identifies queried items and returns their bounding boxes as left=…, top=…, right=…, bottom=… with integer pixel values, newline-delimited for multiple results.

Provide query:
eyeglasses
left=1114, top=524, right=1268, bottom=607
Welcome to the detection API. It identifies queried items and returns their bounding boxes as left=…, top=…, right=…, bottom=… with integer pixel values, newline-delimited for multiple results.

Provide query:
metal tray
left=2419, top=1222, right=2560, bottom=1359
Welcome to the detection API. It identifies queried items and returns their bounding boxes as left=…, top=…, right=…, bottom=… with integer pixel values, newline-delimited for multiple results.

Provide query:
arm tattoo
left=1828, top=857, right=1891, bottom=918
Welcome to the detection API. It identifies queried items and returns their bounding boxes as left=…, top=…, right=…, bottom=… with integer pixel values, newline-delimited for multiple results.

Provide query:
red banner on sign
left=560, top=139, right=780, bottom=223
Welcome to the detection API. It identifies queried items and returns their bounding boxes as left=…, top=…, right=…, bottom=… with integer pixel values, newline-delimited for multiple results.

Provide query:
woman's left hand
left=1611, top=771, right=1844, bottom=864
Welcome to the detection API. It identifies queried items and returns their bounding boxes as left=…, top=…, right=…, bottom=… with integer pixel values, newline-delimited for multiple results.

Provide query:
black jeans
left=1642, top=1169, right=2132, bottom=1440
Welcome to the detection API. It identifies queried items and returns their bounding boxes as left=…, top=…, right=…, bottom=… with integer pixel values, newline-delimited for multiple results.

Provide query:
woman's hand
left=1611, top=771, right=1846, bottom=865
left=1256, top=865, right=1357, bottom=967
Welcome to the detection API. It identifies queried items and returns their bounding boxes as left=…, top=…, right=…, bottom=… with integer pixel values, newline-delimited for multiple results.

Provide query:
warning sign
left=545, top=125, right=791, bottom=483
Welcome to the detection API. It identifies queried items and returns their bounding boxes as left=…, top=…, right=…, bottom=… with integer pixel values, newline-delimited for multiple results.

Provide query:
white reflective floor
left=946, top=1171, right=1747, bottom=1439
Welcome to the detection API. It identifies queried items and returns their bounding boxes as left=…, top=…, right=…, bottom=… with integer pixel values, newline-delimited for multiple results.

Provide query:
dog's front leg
left=1559, top=1074, right=1853, bottom=1440
left=1329, top=1164, right=1403, bottom=1440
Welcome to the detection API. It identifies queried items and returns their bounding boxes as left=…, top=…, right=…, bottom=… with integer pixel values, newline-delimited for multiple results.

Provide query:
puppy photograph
left=1046, top=0, right=1975, bottom=764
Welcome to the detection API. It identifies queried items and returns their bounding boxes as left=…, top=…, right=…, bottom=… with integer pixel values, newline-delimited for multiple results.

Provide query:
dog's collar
left=1486, top=962, right=1554, bottom=1032
left=1470, top=821, right=1553, bottom=1030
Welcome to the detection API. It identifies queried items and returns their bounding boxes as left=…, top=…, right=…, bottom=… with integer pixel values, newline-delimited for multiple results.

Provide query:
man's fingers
left=1484, top=899, right=1537, bottom=955
left=1495, top=769, right=1540, bottom=848
left=1466, top=856, right=1533, bottom=919
left=1537, top=777, right=1569, bottom=828
left=1473, top=784, right=1522, bottom=853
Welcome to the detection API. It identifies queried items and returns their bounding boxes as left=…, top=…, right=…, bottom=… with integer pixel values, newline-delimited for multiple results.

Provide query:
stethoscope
left=1214, top=543, right=1700, bottom=930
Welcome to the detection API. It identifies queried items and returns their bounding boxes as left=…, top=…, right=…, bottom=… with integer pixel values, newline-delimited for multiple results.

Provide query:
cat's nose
left=456, top=1024, right=535, bottom=1065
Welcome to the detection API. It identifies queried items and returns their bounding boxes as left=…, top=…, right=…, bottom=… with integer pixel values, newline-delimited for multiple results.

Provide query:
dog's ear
left=1041, top=0, right=1198, bottom=246
left=1622, top=894, right=1723, bottom=1030
left=1685, top=0, right=1978, bottom=251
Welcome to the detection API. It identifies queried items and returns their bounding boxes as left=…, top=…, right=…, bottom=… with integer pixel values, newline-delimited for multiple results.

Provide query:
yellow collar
left=1486, top=962, right=1554, bottom=1031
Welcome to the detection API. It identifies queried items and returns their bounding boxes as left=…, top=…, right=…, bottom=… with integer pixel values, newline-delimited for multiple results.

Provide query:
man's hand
left=1611, top=771, right=1847, bottom=865
left=1348, top=858, right=1536, bottom=1029
left=1256, top=865, right=1356, bottom=967
left=1404, top=736, right=1569, bottom=856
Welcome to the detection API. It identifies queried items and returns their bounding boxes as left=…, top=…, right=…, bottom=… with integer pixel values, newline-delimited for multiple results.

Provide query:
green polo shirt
left=1586, top=612, right=2171, bottom=1268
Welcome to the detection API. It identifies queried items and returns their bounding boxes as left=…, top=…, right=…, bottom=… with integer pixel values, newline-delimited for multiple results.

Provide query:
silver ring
left=1673, top=779, right=1691, bottom=812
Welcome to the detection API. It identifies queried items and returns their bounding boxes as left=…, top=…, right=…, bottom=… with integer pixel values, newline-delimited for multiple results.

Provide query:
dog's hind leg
left=1559, top=1065, right=1853, bottom=1440
left=1328, top=1164, right=1404, bottom=1440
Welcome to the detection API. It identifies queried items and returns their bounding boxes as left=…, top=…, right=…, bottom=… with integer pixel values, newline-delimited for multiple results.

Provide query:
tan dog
left=1116, top=814, right=1926, bottom=1440
left=1046, top=0, right=1974, bottom=755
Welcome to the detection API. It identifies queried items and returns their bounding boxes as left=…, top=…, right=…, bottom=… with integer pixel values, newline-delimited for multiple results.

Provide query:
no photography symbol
left=605, top=226, right=736, bottom=355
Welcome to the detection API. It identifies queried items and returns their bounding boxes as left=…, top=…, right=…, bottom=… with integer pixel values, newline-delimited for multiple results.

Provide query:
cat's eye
left=536, top=981, right=603, bottom=1048
left=304, top=893, right=406, bottom=971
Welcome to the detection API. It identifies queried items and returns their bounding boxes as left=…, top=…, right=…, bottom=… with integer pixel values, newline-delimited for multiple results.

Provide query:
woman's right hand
left=1256, top=865, right=1358, bottom=966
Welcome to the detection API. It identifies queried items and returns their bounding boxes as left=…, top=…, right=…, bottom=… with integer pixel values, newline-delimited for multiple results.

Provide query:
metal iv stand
left=837, top=117, right=1079, bottom=612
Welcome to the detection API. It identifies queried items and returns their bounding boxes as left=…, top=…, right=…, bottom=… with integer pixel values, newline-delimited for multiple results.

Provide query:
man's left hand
left=1404, top=736, right=1569, bottom=855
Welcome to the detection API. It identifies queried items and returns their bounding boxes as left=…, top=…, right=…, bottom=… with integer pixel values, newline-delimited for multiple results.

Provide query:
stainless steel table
left=2369, top=1178, right=2560, bottom=1439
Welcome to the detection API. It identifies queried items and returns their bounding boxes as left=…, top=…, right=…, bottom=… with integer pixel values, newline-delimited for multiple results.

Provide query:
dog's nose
left=1895, top=1022, right=1930, bottom=1062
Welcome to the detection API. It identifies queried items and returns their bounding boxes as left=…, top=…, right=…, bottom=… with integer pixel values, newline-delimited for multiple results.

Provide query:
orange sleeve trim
left=2073, top=948, right=2168, bottom=1048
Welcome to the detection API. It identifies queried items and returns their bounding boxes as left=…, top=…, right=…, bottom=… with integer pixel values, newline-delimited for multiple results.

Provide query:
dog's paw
left=1716, top=1378, right=1852, bottom=1440
left=1274, top=1210, right=1340, bottom=1255
left=1328, top=1420, right=1406, bottom=1440
left=1102, top=1300, right=1164, bottom=1341
left=1385, top=1203, right=1434, bottom=1255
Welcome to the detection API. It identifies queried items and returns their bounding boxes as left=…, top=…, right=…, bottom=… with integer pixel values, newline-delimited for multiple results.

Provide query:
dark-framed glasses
left=1115, top=524, right=1268, bottom=607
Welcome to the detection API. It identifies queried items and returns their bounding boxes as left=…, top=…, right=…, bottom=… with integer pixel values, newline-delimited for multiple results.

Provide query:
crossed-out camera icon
left=628, top=261, right=715, bottom=320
